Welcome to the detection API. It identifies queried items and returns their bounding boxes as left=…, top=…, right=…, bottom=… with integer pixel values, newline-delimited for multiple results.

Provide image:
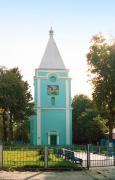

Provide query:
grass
left=3, top=147, right=81, bottom=169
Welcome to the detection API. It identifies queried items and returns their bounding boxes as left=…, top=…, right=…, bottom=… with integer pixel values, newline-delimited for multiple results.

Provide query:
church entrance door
left=50, top=135, right=57, bottom=146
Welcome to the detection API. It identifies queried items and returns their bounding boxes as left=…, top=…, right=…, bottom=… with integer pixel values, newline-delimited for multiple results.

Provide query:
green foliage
left=87, top=33, right=115, bottom=140
left=0, top=110, right=3, bottom=140
left=72, top=94, right=95, bottom=116
left=0, top=67, right=34, bottom=143
left=72, top=94, right=108, bottom=144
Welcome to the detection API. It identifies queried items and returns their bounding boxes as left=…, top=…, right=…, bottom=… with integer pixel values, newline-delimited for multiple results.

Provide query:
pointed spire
left=39, top=28, right=66, bottom=70
left=49, top=27, right=54, bottom=37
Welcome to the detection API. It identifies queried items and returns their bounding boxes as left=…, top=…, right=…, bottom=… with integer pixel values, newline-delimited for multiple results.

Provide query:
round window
left=50, top=76, right=56, bottom=82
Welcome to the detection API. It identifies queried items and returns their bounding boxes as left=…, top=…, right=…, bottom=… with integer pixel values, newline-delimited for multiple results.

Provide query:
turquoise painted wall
left=41, top=109, right=66, bottom=145
left=30, top=114, right=37, bottom=145
left=40, top=79, right=66, bottom=108
left=30, top=70, right=72, bottom=145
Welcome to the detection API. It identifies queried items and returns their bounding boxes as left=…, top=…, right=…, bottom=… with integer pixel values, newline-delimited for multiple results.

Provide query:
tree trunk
left=9, top=113, right=13, bottom=143
left=2, top=111, right=7, bottom=143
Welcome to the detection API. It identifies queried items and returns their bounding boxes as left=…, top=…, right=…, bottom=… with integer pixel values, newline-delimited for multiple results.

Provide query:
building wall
left=30, top=114, right=37, bottom=145
left=30, top=70, right=72, bottom=145
left=40, top=77, right=66, bottom=108
left=41, top=109, right=66, bottom=145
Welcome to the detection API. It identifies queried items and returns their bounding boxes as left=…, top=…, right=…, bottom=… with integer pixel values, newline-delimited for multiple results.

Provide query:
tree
left=72, top=94, right=108, bottom=144
left=0, top=109, right=4, bottom=141
left=87, top=33, right=115, bottom=141
left=0, top=67, right=34, bottom=143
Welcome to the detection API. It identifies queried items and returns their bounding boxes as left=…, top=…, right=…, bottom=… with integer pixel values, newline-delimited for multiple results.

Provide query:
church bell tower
left=30, top=28, right=72, bottom=145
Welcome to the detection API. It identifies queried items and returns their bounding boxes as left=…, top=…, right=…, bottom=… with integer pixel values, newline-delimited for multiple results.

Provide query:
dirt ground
left=0, top=167, right=115, bottom=180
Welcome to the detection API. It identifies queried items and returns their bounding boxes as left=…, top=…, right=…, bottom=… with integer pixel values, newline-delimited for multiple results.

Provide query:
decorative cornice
left=35, top=68, right=69, bottom=72
left=34, top=76, right=71, bottom=80
left=60, top=77, right=72, bottom=80
left=34, top=76, right=47, bottom=79
left=34, top=107, right=72, bottom=110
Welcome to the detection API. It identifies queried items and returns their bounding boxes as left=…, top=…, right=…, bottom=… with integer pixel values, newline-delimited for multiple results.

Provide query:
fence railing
left=0, top=144, right=115, bottom=169
left=2, top=146, right=45, bottom=168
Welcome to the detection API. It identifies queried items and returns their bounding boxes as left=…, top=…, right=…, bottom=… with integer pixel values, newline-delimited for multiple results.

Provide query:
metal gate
left=88, top=145, right=115, bottom=167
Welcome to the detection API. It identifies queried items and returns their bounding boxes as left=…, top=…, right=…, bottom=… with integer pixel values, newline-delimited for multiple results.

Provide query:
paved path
left=0, top=167, right=115, bottom=180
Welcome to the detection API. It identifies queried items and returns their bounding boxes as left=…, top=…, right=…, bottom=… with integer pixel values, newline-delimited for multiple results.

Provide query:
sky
left=0, top=0, right=115, bottom=98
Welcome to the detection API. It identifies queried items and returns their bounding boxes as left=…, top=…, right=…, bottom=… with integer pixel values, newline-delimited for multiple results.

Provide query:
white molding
left=34, top=75, right=71, bottom=80
left=59, top=77, right=72, bottom=80
left=48, top=131, right=59, bottom=135
left=37, top=109, right=41, bottom=145
left=34, top=107, right=72, bottom=110
left=35, top=68, right=69, bottom=72
left=66, top=80, right=70, bottom=145
left=48, top=135, right=50, bottom=145
left=34, top=76, right=47, bottom=80
left=37, top=79, right=40, bottom=107
left=39, top=107, right=66, bottom=110
left=66, top=80, right=69, bottom=108
left=57, top=135, right=59, bottom=145
left=48, top=131, right=59, bottom=145
left=37, top=79, right=41, bottom=145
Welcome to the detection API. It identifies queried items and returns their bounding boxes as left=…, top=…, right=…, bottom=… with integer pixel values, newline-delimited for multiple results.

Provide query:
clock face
left=50, top=76, right=56, bottom=82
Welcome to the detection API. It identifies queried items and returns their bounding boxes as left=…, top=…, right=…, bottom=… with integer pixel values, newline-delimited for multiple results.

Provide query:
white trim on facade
left=37, top=79, right=40, bottom=107
left=37, top=79, right=41, bottom=145
left=39, top=107, right=67, bottom=110
left=34, top=76, right=47, bottom=80
left=66, top=79, right=70, bottom=145
left=57, top=135, right=59, bottom=145
left=34, top=106, right=72, bottom=110
left=37, top=109, right=41, bottom=145
left=48, top=131, right=59, bottom=145
left=34, top=75, right=71, bottom=80
left=59, top=77, right=72, bottom=80
left=66, top=80, right=69, bottom=108
left=48, top=135, right=50, bottom=145
left=35, top=68, right=69, bottom=72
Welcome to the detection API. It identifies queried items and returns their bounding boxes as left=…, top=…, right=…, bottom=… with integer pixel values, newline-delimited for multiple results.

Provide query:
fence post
left=44, top=146, right=48, bottom=168
left=87, top=144, right=90, bottom=169
left=0, top=144, right=3, bottom=168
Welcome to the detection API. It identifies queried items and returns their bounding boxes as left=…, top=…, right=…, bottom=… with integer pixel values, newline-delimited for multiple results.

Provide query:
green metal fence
left=3, top=146, right=45, bottom=168
left=47, top=145, right=86, bottom=169
left=88, top=145, right=115, bottom=167
left=1, top=144, right=115, bottom=169
left=2, top=145, right=85, bottom=169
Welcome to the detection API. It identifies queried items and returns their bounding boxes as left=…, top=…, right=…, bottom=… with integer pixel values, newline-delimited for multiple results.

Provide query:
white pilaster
left=37, top=79, right=41, bottom=145
left=66, top=79, right=70, bottom=145
left=57, top=135, right=59, bottom=145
